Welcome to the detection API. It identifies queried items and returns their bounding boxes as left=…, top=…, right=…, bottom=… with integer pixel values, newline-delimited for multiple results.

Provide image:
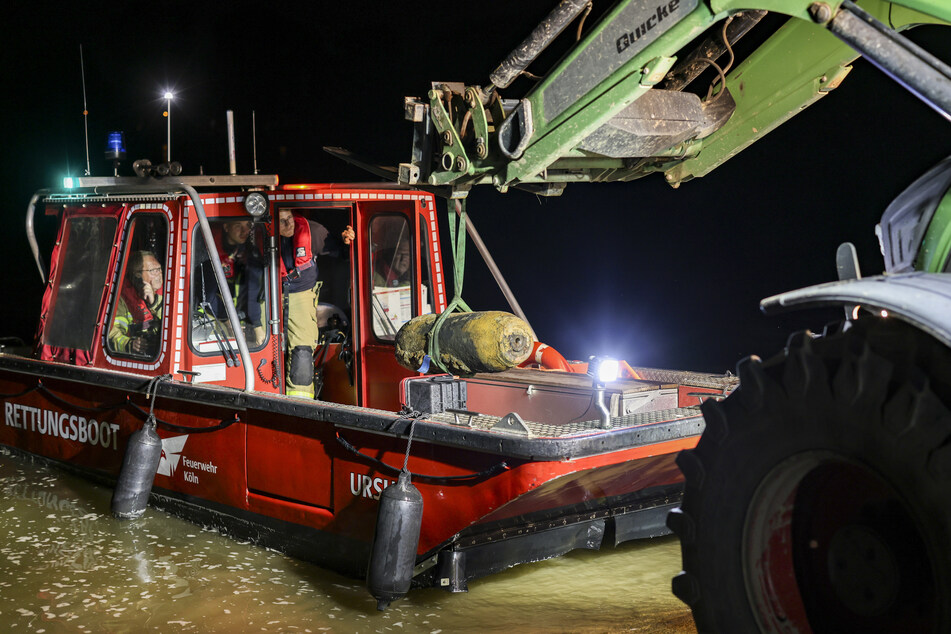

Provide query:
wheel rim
left=742, top=451, right=936, bottom=633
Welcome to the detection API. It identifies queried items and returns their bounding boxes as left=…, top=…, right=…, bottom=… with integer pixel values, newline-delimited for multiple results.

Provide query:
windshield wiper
left=199, top=301, right=239, bottom=367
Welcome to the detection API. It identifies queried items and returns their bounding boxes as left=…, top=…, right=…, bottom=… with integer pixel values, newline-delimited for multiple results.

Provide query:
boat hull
left=0, top=354, right=702, bottom=585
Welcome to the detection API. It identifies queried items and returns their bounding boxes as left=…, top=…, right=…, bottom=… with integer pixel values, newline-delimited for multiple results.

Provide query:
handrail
left=26, top=181, right=255, bottom=391
left=181, top=183, right=254, bottom=391
left=26, top=189, right=51, bottom=284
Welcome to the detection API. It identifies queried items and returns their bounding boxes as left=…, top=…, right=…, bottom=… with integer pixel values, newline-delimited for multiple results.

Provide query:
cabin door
left=359, top=212, right=425, bottom=410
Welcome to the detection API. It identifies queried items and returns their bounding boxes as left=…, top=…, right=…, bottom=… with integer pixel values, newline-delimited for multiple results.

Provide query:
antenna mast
left=80, top=45, right=91, bottom=176
left=252, top=110, right=259, bottom=175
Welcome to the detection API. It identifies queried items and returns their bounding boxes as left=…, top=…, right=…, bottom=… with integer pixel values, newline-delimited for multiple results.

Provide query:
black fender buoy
left=111, top=422, right=163, bottom=519
left=366, top=470, right=424, bottom=610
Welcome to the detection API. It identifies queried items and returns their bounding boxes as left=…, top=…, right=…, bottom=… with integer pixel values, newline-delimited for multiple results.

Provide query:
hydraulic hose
left=489, top=0, right=591, bottom=89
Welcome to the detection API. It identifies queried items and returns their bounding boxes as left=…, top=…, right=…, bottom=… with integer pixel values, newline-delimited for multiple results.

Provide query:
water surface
left=0, top=449, right=695, bottom=632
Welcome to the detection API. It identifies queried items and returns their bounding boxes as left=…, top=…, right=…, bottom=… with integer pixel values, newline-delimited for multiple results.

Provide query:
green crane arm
left=398, top=0, right=951, bottom=196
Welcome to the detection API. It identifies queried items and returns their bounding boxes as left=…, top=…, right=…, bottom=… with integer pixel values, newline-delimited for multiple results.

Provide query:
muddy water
left=0, top=449, right=695, bottom=633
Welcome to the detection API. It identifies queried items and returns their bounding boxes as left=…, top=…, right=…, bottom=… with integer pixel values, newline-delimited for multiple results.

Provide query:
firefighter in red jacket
left=278, top=209, right=354, bottom=398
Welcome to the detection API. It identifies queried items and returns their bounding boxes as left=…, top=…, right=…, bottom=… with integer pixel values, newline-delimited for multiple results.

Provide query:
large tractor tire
left=670, top=317, right=951, bottom=632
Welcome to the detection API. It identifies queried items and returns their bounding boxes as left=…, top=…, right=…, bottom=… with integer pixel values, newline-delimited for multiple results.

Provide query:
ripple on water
left=0, top=450, right=695, bottom=632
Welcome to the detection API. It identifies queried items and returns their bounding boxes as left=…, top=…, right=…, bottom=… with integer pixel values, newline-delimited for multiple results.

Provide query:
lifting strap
left=426, top=199, right=472, bottom=373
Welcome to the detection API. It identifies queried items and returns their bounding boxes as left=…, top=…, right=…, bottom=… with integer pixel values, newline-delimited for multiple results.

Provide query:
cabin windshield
left=190, top=218, right=272, bottom=354
left=42, top=213, right=118, bottom=352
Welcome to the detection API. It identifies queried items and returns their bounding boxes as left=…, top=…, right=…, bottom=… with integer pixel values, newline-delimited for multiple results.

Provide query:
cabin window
left=43, top=214, right=118, bottom=351
left=190, top=218, right=271, bottom=354
left=369, top=215, right=414, bottom=340
left=105, top=214, right=169, bottom=360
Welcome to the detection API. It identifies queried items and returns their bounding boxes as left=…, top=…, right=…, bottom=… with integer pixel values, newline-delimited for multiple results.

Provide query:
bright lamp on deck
left=597, top=358, right=619, bottom=384
left=589, top=356, right=619, bottom=386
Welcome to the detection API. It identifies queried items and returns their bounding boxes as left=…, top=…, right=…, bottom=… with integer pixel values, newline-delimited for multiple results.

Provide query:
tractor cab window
left=106, top=214, right=169, bottom=360
left=42, top=213, right=118, bottom=354
left=370, top=215, right=415, bottom=340
left=190, top=218, right=271, bottom=354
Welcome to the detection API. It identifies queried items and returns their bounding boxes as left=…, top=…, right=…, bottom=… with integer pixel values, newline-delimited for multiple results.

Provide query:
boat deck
left=427, top=405, right=703, bottom=438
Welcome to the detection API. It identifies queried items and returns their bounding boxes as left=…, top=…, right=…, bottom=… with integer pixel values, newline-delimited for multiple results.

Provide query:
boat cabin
left=32, top=176, right=444, bottom=411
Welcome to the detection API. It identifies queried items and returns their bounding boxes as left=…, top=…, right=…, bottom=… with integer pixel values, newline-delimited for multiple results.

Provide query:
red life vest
left=120, top=282, right=162, bottom=324
left=217, top=240, right=242, bottom=280
left=278, top=216, right=315, bottom=279
left=211, top=224, right=236, bottom=280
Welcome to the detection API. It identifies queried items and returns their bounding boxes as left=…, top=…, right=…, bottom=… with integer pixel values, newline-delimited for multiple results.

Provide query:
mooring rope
left=144, top=374, right=173, bottom=429
left=401, top=416, right=418, bottom=474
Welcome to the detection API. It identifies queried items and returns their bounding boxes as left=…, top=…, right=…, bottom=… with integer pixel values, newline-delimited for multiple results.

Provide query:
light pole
left=164, top=91, right=174, bottom=162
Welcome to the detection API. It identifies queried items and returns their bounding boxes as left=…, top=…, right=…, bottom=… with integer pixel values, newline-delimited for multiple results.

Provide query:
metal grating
left=628, top=367, right=738, bottom=390
left=428, top=405, right=703, bottom=438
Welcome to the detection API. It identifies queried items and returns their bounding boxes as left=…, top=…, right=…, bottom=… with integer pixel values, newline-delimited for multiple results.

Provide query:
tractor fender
left=760, top=272, right=951, bottom=350
left=877, top=155, right=951, bottom=273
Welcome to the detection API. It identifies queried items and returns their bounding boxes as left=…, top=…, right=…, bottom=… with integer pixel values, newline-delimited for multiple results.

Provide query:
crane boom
left=398, top=0, right=951, bottom=196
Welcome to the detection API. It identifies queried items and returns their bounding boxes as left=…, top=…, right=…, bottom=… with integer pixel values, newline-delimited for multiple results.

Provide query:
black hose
left=335, top=432, right=508, bottom=483
left=489, top=0, right=591, bottom=89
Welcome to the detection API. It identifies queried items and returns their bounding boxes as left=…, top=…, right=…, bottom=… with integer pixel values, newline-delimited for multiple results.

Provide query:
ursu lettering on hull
left=349, top=472, right=395, bottom=500
left=4, top=402, right=120, bottom=450
left=616, top=0, right=681, bottom=54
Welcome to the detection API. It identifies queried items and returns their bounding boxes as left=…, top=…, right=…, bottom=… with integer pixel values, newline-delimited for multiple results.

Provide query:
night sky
left=5, top=1, right=951, bottom=373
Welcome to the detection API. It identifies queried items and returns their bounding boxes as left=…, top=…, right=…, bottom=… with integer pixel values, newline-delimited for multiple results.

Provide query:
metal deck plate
left=428, top=405, right=702, bottom=438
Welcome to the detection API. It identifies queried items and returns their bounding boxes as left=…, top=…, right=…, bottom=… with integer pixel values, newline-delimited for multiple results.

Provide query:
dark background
left=4, top=1, right=950, bottom=373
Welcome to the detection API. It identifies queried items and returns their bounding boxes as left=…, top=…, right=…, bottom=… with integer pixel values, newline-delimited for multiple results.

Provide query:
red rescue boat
left=0, top=172, right=734, bottom=604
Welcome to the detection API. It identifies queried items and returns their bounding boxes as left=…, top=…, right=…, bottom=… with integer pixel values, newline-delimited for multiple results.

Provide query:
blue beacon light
left=104, top=131, right=126, bottom=161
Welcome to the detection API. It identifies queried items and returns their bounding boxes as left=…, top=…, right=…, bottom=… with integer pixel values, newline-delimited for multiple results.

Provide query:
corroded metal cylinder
left=396, top=311, right=534, bottom=375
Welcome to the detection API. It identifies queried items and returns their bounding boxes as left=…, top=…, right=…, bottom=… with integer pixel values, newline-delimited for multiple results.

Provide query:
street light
left=164, top=91, right=174, bottom=162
